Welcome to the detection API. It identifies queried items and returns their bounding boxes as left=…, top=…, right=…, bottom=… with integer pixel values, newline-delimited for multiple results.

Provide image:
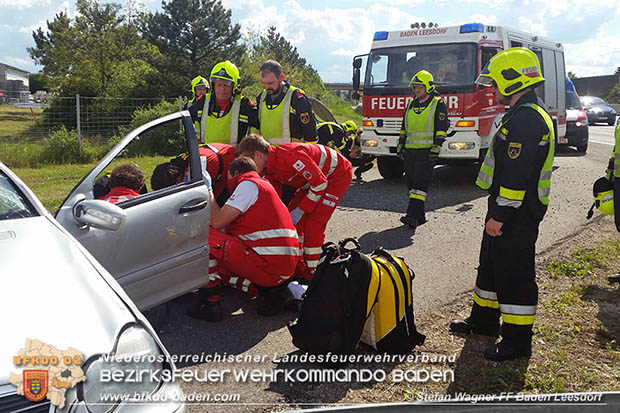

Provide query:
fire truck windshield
left=365, top=43, right=477, bottom=93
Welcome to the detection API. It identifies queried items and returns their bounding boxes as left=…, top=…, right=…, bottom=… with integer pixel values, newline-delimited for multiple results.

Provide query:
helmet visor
left=210, top=77, right=234, bottom=87
left=475, top=74, right=495, bottom=88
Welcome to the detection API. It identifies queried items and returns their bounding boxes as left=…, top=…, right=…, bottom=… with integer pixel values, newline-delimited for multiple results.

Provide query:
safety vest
left=607, top=123, right=620, bottom=180
left=404, top=96, right=441, bottom=149
left=199, top=93, right=242, bottom=145
left=258, top=86, right=299, bottom=145
left=317, top=122, right=348, bottom=152
left=227, top=171, right=301, bottom=274
left=476, top=102, right=555, bottom=206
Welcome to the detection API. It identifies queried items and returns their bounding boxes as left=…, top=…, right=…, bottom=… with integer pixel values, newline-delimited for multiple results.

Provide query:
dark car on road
left=580, top=96, right=617, bottom=125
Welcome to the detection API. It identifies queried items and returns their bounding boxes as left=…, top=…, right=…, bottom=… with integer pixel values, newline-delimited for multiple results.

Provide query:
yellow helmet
left=409, top=70, right=435, bottom=93
left=210, top=60, right=240, bottom=90
left=341, top=120, right=357, bottom=133
left=593, top=177, right=614, bottom=215
left=190, top=76, right=209, bottom=99
left=475, top=47, right=544, bottom=96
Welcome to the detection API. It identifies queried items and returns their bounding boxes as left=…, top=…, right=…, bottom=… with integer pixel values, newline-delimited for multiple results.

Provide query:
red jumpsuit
left=97, top=186, right=140, bottom=204
left=264, top=143, right=353, bottom=279
left=207, top=171, right=302, bottom=292
left=172, top=143, right=236, bottom=202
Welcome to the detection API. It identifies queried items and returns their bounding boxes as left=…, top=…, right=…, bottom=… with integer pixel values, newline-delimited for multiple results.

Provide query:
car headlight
left=448, top=142, right=475, bottom=150
left=79, top=325, right=168, bottom=413
left=362, top=139, right=378, bottom=147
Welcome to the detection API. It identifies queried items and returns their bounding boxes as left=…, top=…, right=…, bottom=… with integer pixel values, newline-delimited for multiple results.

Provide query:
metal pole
left=178, top=96, right=183, bottom=132
left=76, top=94, right=81, bottom=157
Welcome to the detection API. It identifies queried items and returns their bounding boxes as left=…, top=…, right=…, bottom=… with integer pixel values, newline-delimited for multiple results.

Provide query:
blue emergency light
left=459, top=23, right=484, bottom=34
left=373, top=31, right=388, bottom=41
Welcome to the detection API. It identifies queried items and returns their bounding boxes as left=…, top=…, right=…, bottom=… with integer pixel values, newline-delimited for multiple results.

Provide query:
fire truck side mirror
left=353, top=69, right=361, bottom=91
left=353, top=58, right=362, bottom=69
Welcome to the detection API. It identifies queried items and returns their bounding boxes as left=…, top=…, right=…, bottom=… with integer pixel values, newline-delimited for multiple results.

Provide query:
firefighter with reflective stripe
left=397, top=70, right=448, bottom=230
left=257, top=60, right=317, bottom=145
left=97, top=163, right=144, bottom=204
left=318, top=120, right=374, bottom=179
left=188, top=157, right=302, bottom=321
left=449, top=47, right=555, bottom=361
left=237, top=134, right=353, bottom=280
left=188, top=61, right=259, bottom=145
left=185, top=76, right=209, bottom=131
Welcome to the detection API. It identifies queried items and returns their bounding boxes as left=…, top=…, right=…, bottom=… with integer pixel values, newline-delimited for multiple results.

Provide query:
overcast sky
left=1, top=0, right=619, bottom=82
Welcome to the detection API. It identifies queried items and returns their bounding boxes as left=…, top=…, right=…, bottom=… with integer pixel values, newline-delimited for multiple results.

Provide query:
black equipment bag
left=287, top=238, right=380, bottom=355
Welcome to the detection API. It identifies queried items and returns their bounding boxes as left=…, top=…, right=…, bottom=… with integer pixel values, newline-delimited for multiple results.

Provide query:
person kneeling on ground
left=187, top=156, right=302, bottom=321
left=97, top=163, right=144, bottom=204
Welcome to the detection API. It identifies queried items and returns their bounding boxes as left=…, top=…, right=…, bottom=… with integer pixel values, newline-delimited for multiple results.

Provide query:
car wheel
left=576, top=143, right=588, bottom=153
left=608, top=118, right=616, bottom=126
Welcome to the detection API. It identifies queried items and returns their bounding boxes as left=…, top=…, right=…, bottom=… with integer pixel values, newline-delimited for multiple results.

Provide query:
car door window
left=0, top=172, right=38, bottom=220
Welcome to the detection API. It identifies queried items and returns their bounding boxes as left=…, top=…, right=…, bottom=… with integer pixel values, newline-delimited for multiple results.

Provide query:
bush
left=40, top=126, right=99, bottom=164
left=115, top=100, right=185, bottom=157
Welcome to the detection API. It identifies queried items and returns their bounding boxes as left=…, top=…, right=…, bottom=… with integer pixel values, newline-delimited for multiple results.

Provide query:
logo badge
left=508, top=142, right=522, bottom=159
left=24, top=370, right=48, bottom=402
left=293, top=160, right=305, bottom=171
left=300, top=112, right=310, bottom=124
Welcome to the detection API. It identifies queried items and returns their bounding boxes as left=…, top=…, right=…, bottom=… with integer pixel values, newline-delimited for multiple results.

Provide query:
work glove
left=201, top=168, right=212, bottom=191
left=290, top=207, right=304, bottom=225
left=430, top=144, right=441, bottom=160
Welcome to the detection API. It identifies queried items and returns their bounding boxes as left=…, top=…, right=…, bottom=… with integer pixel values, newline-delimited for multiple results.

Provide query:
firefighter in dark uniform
left=398, top=70, right=448, bottom=230
left=450, top=48, right=555, bottom=361
left=317, top=120, right=374, bottom=179
left=186, top=76, right=209, bottom=132
left=189, top=61, right=259, bottom=145
left=257, top=60, right=317, bottom=145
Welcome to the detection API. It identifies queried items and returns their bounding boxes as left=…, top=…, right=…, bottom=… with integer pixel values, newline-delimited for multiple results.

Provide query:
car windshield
left=581, top=96, right=606, bottom=106
left=0, top=171, right=38, bottom=220
left=365, top=43, right=477, bottom=91
left=566, top=92, right=582, bottom=110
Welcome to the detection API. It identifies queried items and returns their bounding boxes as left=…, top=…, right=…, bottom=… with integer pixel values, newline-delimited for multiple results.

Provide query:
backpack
left=361, top=247, right=426, bottom=354
left=288, top=238, right=425, bottom=355
left=287, top=238, right=380, bottom=355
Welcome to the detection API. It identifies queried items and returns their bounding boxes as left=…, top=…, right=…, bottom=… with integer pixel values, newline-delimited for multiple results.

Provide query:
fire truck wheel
left=377, top=156, right=404, bottom=180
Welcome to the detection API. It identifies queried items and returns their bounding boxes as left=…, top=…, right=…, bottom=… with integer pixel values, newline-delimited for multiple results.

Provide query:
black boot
left=400, top=215, right=418, bottom=229
left=354, top=163, right=373, bottom=179
left=257, top=284, right=295, bottom=316
left=449, top=317, right=500, bottom=337
left=186, top=287, right=223, bottom=322
left=484, top=340, right=531, bottom=361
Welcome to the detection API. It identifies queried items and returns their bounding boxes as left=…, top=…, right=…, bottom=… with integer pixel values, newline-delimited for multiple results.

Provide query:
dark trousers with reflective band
left=403, top=148, right=433, bottom=222
left=470, top=198, right=540, bottom=347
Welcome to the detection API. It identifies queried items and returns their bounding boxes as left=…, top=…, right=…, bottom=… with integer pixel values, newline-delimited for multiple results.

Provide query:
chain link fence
left=0, top=95, right=185, bottom=145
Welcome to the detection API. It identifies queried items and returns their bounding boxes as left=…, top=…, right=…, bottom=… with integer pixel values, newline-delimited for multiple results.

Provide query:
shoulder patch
left=508, top=142, right=522, bottom=159
left=438, top=112, right=446, bottom=121
left=293, top=159, right=305, bottom=171
left=300, top=112, right=310, bottom=124
left=295, top=91, right=304, bottom=99
left=303, top=170, right=312, bottom=180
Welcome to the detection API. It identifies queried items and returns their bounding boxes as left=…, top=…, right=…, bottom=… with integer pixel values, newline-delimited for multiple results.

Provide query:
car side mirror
left=73, top=199, right=126, bottom=231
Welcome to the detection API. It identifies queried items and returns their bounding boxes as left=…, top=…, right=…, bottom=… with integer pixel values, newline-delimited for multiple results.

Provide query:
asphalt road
left=145, top=124, right=617, bottom=411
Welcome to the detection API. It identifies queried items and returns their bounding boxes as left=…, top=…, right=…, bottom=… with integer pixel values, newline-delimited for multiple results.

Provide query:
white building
left=0, top=62, right=30, bottom=103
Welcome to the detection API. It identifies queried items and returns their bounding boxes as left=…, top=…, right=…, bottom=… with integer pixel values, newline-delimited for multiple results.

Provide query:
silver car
left=55, top=111, right=211, bottom=310
left=1, top=161, right=187, bottom=412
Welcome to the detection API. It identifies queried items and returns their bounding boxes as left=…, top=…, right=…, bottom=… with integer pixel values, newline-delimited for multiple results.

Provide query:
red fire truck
left=352, top=23, right=566, bottom=179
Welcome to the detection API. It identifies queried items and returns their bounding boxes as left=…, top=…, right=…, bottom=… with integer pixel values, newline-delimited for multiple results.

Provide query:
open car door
left=55, top=111, right=211, bottom=310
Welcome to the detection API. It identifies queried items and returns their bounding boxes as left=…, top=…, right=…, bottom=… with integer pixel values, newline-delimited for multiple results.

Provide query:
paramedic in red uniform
left=236, top=134, right=353, bottom=280
left=98, top=163, right=144, bottom=204
left=188, top=156, right=302, bottom=320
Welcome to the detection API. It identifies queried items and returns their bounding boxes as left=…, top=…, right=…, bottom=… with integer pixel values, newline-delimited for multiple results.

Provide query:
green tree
left=140, top=0, right=245, bottom=96
left=28, top=0, right=160, bottom=97
left=29, top=72, right=49, bottom=93
left=240, top=26, right=327, bottom=101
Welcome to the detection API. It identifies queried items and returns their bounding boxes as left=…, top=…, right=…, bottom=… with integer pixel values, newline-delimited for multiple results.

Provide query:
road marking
left=589, top=139, right=614, bottom=146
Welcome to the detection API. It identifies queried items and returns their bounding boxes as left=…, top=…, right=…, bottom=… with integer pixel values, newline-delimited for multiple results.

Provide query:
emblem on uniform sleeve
left=439, top=113, right=446, bottom=120
left=300, top=112, right=310, bottom=124
left=293, top=160, right=305, bottom=171
left=303, top=171, right=312, bottom=180
left=508, top=142, right=522, bottom=159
